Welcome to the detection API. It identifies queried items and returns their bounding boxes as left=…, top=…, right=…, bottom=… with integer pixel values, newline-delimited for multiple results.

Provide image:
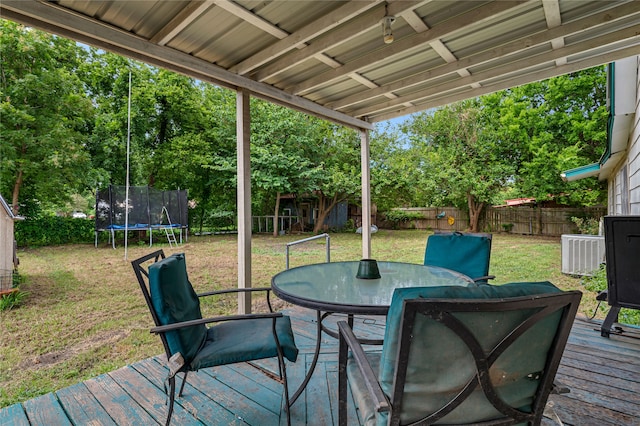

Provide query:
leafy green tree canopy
left=401, top=99, right=517, bottom=231
left=1, top=20, right=94, bottom=215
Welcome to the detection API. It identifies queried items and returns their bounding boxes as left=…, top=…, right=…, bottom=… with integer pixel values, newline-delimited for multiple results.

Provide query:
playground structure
left=95, top=185, right=188, bottom=248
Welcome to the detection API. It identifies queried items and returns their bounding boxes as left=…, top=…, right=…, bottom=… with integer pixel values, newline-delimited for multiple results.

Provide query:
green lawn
left=0, top=230, right=603, bottom=407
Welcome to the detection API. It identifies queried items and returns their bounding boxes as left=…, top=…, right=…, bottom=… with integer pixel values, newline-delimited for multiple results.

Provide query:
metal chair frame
left=132, top=250, right=293, bottom=425
left=338, top=291, right=581, bottom=426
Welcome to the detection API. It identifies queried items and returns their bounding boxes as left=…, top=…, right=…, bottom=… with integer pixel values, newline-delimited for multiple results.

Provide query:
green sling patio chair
left=132, top=250, right=298, bottom=426
left=424, top=231, right=494, bottom=283
left=338, top=282, right=581, bottom=426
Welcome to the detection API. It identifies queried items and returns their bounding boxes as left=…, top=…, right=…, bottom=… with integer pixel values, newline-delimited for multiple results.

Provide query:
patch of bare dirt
left=19, top=329, right=130, bottom=370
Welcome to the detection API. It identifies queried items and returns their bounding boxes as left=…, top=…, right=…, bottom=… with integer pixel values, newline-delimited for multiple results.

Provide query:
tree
left=251, top=143, right=322, bottom=235
left=153, top=85, right=237, bottom=232
left=483, top=67, right=607, bottom=205
left=311, top=124, right=362, bottom=233
left=369, top=124, right=416, bottom=211
left=0, top=20, right=94, bottom=215
left=79, top=51, right=208, bottom=188
left=402, top=99, right=517, bottom=231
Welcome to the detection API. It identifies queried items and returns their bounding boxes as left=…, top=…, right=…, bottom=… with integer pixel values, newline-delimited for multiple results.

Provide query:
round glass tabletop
left=271, top=260, right=474, bottom=315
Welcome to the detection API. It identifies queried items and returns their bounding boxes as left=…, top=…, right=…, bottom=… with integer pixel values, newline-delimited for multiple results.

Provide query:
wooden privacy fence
left=380, top=207, right=470, bottom=232
left=485, top=207, right=605, bottom=236
left=383, top=206, right=605, bottom=236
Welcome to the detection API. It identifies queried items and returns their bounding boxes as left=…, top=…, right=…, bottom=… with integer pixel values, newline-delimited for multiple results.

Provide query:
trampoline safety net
left=95, top=185, right=188, bottom=231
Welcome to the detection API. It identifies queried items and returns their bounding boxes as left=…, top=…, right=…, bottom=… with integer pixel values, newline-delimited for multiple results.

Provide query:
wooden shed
left=0, top=194, right=19, bottom=295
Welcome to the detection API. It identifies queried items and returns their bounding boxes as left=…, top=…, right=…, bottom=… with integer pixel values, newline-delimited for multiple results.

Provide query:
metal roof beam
left=229, top=0, right=382, bottom=75
left=328, top=2, right=640, bottom=111
left=542, top=0, right=567, bottom=66
left=350, top=27, right=640, bottom=117
left=368, top=44, right=640, bottom=122
left=252, top=1, right=426, bottom=82
left=149, top=1, right=215, bottom=45
left=287, top=1, right=528, bottom=95
left=253, top=5, right=387, bottom=82
left=213, top=0, right=289, bottom=39
left=399, top=9, right=477, bottom=86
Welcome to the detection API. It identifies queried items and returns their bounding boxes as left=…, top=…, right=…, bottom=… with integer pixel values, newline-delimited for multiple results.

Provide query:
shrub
left=342, top=218, right=356, bottom=233
left=0, top=272, right=27, bottom=311
left=0, top=289, right=28, bottom=311
left=571, top=216, right=600, bottom=235
left=384, top=210, right=424, bottom=229
left=15, top=216, right=95, bottom=247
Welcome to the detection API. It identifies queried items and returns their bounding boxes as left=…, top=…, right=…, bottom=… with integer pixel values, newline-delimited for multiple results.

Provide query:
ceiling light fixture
left=381, top=16, right=395, bottom=44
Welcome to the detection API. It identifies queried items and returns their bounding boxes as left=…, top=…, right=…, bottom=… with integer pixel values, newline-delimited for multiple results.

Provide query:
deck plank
left=2, top=310, right=640, bottom=426
left=180, top=365, right=280, bottom=425
left=562, top=355, right=640, bottom=389
left=56, top=382, right=118, bottom=426
left=132, top=358, right=242, bottom=425
left=303, top=357, right=334, bottom=425
left=0, top=403, right=30, bottom=426
left=555, top=370, right=640, bottom=412
left=228, top=359, right=282, bottom=394
left=108, top=364, right=204, bottom=425
left=547, top=393, right=638, bottom=426
left=205, top=363, right=282, bottom=413
left=82, top=369, right=162, bottom=425
left=22, top=393, right=72, bottom=426
left=561, top=344, right=640, bottom=375
left=280, top=351, right=309, bottom=425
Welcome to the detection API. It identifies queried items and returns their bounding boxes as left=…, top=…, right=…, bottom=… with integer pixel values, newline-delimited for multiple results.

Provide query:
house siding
left=629, top=58, right=640, bottom=214
left=0, top=196, right=16, bottom=286
left=608, top=56, right=640, bottom=215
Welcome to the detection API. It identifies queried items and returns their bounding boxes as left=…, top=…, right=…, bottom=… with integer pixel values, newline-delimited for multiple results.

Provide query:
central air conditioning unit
left=561, top=234, right=606, bottom=276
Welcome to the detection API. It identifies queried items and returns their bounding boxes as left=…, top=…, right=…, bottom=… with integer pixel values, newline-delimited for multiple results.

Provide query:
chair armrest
left=197, top=287, right=272, bottom=297
left=150, top=312, right=283, bottom=334
left=337, top=321, right=390, bottom=413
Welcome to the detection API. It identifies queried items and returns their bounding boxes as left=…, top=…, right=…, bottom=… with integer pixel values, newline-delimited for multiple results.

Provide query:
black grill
left=601, top=215, right=640, bottom=337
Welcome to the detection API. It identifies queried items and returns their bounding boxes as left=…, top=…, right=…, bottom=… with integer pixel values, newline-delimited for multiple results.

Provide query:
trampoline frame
left=94, top=185, right=188, bottom=249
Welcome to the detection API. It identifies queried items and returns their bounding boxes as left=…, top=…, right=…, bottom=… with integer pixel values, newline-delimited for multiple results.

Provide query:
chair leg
left=338, top=331, right=348, bottom=426
left=166, top=375, right=176, bottom=426
left=178, top=371, right=188, bottom=397
left=278, top=352, right=291, bottom=426
left=271, top=318, right=292, bottom=426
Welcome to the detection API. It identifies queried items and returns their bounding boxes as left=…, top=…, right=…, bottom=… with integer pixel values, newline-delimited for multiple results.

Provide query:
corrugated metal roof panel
left=4, top=0, right=639, bottom=126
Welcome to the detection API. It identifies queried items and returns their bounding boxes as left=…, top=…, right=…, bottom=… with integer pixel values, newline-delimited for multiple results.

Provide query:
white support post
left=360, top=129, right=372, bottom=259
left=237, top=89, right=252, bottom=314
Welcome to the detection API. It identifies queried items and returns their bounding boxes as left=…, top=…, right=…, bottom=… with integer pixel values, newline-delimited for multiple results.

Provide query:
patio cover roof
left=2, top=0, right=640, bottom=130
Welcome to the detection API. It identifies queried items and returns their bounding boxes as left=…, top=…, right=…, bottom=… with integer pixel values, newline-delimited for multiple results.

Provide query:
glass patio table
left=271, top=260, right=474, bottom=404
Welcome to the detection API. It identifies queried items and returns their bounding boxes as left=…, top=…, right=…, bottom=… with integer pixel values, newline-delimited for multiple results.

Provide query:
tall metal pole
left=124, top=71, right=132, bottom=261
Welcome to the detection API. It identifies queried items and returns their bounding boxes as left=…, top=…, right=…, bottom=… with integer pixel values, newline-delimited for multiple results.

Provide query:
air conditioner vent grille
left=561, top=234, right=605, bottom=276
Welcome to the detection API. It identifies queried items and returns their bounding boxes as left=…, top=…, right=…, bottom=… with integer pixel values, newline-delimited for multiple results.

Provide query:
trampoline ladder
left=161, top=207, right=178, bottom=247
left=165, top=227, right=177, bottom=247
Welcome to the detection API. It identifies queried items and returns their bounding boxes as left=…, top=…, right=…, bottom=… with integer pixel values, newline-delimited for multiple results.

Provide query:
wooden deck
left=1, top=307, right=639, bottom=425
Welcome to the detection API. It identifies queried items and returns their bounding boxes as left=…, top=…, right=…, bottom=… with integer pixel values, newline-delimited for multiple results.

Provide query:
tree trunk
left=273, top=192, right=281, bottom=237
left=313, top=192, right=341, bottom=234
left=467, top=192, right=485, bottom=232
left=12, top=169, right=23, bottom=215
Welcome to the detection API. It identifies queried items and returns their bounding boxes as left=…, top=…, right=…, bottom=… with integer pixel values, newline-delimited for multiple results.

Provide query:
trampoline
left=95, top=185, right=188, bottom=248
